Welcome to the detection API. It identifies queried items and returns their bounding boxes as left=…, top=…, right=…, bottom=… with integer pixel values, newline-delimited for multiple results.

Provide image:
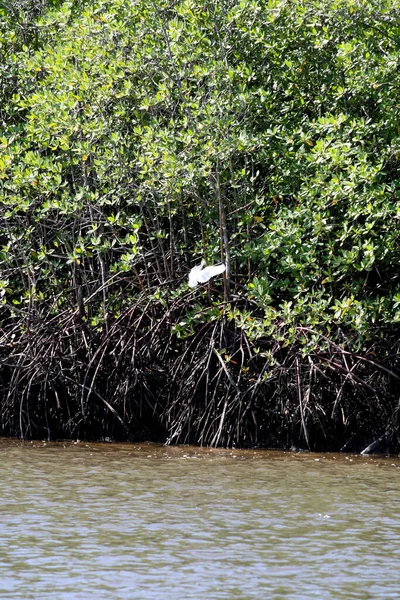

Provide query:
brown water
left=0, top=440, right=399, bottom=599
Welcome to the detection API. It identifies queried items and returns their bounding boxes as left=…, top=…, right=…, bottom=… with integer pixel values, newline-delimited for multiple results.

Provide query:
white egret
left=188, top=262, right=226, bottom=288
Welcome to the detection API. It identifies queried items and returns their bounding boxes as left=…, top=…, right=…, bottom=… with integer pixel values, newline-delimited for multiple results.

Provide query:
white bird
left=188, top=262, right=226, bottom=288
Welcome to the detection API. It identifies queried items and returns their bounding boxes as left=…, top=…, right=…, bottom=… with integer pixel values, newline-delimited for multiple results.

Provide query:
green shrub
left=1, top=0, right=399, bottom=449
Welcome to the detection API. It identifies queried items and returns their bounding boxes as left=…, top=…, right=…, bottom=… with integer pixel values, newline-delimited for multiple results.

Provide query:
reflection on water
left=0, top=439, right=399, bottom=599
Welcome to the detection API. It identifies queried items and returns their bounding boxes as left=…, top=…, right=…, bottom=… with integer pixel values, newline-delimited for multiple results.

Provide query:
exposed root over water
left=1, top=299, right=399, bottom=453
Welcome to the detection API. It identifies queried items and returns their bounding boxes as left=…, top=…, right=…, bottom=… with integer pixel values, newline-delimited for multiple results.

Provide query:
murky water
left=0, top=440, right=399, bottom=599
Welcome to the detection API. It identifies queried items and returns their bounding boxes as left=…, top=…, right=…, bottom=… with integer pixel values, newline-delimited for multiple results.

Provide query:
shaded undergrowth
left=1, top=292, right=399, bottom=453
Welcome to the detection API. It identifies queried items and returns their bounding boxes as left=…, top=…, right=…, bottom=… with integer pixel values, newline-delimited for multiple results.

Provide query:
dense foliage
left=1, top=0, right=400, bottom=451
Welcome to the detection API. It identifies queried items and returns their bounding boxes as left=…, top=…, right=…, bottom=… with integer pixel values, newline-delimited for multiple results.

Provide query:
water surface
left=0, top=440, right=399, bottom=599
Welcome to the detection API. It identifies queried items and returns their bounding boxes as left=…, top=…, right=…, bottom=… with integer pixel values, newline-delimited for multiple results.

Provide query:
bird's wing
left=198, top=263, right=226, bottom=283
